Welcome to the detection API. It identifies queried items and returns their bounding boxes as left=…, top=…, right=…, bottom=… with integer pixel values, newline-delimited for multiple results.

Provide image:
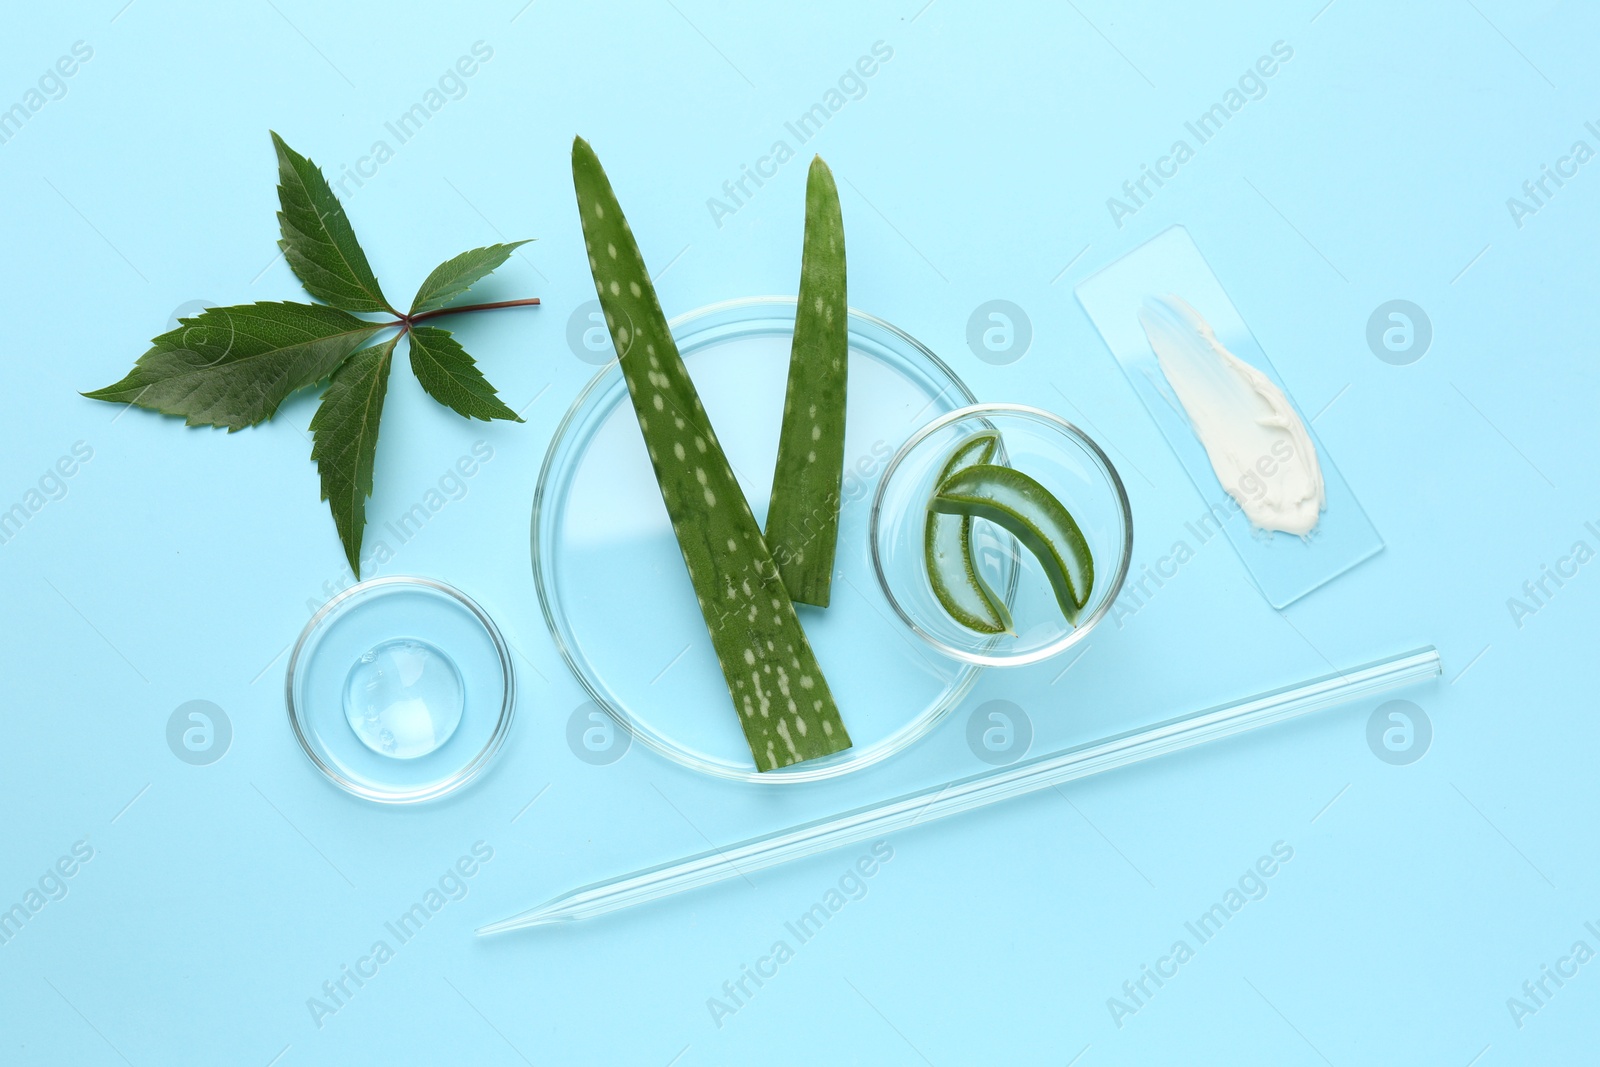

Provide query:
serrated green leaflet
left=409, top=325, right=522, bottom=422
left=411, top=242, right=531, bottom=315
left=310, top=334, right=399, bottom=575
left=925, top=432, right=1012, bottom=634
left=765, top=156, right=848, bottom=608
left=571, top=135, right=851, bottom=772
left=932, top=463, right=1094, bottom=626
left=272, top=131, right=392, bottom=314
left=82, top=302, right=385, bottom=431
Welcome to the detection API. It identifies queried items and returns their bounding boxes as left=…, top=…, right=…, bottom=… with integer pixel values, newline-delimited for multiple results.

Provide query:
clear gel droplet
left=343, top=638, right=464, bottom=759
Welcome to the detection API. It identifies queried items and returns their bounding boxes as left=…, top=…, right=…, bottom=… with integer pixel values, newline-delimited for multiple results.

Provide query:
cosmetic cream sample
left=1137, top=295, right=1324, bottom=536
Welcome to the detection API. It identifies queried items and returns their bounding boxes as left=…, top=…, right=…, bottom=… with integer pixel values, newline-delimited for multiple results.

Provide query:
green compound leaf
left=83, top=129, right=543, bottom=579
left=272, top=131, right=392, bottom=314
left=571, top=135, right=851, bottom=772
left=408, top=324, right=522, bottom=422
left=310, top=333, right=399, bottom=574
left=925, top=432, right=1012, bottom=635
left=83, top=301, right=386, bottom=431
left=932, top=463, right=1094, bottom=626
left=410, top=242, right=531, bottom=315
left=765, top=156, right=848, bottom=608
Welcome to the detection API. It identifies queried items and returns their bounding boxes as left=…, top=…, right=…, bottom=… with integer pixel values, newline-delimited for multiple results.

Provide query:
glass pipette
left=479, top=646, right=1440, bottom=935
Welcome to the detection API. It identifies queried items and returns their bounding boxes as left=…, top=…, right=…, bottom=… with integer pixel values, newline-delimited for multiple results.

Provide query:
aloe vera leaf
left=924, top=432, right=1012, bottom=634
left=931, top=463, right=1094, bottom=625
left=571, top=137, right=851, bottom=772
left=765, top=156, right=848, bottom=607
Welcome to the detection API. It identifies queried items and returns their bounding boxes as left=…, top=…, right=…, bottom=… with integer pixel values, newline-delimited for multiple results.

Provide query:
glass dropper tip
left=476, top=910, right=562, bottom=937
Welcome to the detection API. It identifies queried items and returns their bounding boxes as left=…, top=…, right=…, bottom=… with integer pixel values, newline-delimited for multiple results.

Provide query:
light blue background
left=2, top=1, right=1595, bottom=1063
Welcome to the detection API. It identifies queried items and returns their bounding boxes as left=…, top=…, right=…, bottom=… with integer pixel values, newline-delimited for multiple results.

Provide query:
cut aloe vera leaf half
left=931, top=463, right=1094, bottom=625
left=923, top=432, right=1012, bottom=634
left=571, top=136, right=851, bottom=772
left=765, top=156, right=847, bottom=608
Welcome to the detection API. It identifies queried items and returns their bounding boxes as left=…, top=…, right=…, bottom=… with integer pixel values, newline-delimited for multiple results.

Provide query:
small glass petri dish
left=533, top=297, right=981, bottom=784
left=871, top=404, right=1133, bottom=666
left=286, top=576, right=515, bottom=803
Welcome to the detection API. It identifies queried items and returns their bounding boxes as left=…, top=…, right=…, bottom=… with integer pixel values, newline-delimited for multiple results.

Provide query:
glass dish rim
left=284, top=575, right=517, bottom=804
left=531, top=295, right=982, bottom=785
left=869, top=402, right=1135, bottom=667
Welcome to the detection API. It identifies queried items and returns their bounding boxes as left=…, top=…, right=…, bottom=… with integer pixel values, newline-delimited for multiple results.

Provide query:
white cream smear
left=1137, top=295, right=1325, bottom=536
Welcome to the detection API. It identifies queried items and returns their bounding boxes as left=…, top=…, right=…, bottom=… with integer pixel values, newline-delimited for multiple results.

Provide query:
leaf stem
left=404, top=297, right=541, bottom=326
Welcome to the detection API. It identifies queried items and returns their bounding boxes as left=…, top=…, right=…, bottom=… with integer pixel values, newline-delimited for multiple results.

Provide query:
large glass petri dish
left=534, top=297, right=980, bottom=783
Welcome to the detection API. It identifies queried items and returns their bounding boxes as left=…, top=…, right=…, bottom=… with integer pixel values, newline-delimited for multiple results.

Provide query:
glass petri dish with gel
left=286, top=576, right=514, bottom=803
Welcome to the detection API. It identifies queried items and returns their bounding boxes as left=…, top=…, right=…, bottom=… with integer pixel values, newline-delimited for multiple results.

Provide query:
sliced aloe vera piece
left=932, top=464, right=1094, bottom=625
left=571, top=137, right=851, bottom=772
left=765, top=156, right=848, bottom=607
left=924, top=432, right=1012, bottom=634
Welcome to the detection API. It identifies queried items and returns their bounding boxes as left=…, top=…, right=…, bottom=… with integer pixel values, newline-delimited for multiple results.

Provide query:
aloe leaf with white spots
left=765, top=156, right=847, bottom=607
left=571, top=136, right=852, bottom=772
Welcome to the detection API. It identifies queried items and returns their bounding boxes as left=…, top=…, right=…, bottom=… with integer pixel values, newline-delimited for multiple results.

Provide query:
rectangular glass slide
left=1075, top=225, right=1382, bottom=608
